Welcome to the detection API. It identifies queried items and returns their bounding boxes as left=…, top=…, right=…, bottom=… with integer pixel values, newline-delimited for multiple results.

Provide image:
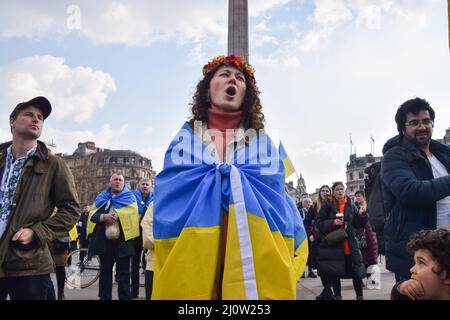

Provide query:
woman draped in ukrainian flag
left=153, top=55, right=308, bottom=300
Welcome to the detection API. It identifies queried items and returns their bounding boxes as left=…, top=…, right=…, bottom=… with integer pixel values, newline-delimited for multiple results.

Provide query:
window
left=349, top=172, right=354, bottom=180
left=117, top=157, right=123, bottom=164
left=131, top=158, right=136, bottom=165
left=359, top=171, right=364, bottom=179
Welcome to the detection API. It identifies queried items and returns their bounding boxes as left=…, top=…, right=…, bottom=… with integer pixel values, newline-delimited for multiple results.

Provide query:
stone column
left=228, top=0, right=249, bottom=63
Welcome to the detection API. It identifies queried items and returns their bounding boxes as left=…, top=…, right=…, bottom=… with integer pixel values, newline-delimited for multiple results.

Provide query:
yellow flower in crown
left=202, top=54, right=256, bottom=83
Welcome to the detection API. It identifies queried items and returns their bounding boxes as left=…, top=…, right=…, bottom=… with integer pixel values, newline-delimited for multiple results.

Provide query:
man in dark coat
left=381, top=97, right=450, bottom=282
left=130, top=178, right=153, bottom=298
left=88, top=174, right=139, bottom=300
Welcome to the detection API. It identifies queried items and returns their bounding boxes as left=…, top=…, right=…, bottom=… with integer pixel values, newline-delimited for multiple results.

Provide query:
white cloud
left=96, top=123, right=129, bottom=147
left=43, top=123, right=129, bottom=155
left=254, top=21, right=268, bottom=32
left=249, top=0, right=291, bottom=17
left=304, top=141, right=348, bottom=157
left=0, top=1, right=227, bottom=46
left=295, top=0, right=431, bottom=52
left=0, top=2, right=65, bottom=39
left=42, top=128, right=95, bottom=155
left=252, top=34, right=279, bottom=48
left=0, top=55, right=116, bottom=123
left=0, top=129, right=10, bottom=144
left=310, top=0, right=353, bottom=29
left=188, top=43, right=208, bottom=65
left=138, top=146, right=168, bottom=174
left=143, top=128, right=155, bottom=136
left=288, top=141, right=350, bottom=192
left=0, top=1, right=290, bottom=48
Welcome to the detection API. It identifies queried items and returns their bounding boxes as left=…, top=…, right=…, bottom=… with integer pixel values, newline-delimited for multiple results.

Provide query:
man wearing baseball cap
left=0, top=96, right=80, bottom=300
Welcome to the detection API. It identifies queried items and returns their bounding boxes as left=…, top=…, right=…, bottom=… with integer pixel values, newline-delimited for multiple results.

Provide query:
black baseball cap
left=10, top=96, right=52, bottom=120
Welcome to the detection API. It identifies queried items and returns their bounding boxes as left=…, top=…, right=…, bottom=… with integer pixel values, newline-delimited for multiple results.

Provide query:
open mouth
left=226, top=86, right=236, bottom=96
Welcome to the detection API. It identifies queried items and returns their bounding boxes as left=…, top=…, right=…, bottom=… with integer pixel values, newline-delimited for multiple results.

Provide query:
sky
left=0, top=0, right=449, bottom=193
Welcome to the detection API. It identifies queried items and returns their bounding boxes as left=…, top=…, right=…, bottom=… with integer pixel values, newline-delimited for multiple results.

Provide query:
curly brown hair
left=407, top=229, right=450, bottom=278
left=188, top=66, right=265, bottom=130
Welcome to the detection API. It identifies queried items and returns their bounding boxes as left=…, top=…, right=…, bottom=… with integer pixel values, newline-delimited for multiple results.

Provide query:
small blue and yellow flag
left=68, top=225, right=78, bottom=241
left=279, top=141, right=296, bottom=179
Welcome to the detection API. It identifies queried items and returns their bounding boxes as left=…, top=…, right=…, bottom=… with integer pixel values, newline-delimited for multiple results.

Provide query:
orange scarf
left=335, top=196, right=351, bottom=255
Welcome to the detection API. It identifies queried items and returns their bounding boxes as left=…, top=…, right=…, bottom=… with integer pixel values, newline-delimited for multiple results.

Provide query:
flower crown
left=202, top=55, right=255, bottom=82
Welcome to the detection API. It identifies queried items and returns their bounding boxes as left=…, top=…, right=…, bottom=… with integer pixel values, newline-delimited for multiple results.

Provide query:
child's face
left=410, top=249, right=449, bottom=300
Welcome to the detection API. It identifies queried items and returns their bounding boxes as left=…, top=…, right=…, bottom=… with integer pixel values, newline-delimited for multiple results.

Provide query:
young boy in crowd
left=391, top=228, right=450, bottom=300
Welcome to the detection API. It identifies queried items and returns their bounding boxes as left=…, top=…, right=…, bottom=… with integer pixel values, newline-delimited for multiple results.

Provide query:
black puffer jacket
left=316, top=196, right=368, bottom=278
left=381, top=135, right=450, bottom=275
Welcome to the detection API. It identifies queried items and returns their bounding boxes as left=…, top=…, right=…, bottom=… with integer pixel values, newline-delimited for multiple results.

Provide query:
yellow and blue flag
left=135, top=189, right=154, bottom=216
left=68, top=225, right=78, bottom=241
left=279, top=142, right=296, bottom=179
left=153, top=122, right=308, bottom=300
left=87, top=185, right=140, bottom=241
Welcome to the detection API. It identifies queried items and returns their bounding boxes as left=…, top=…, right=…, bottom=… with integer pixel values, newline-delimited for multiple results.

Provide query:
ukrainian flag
left=135, top=189, right=154, bottom=216
left=68, top=225, right=78, bottom=241
left=279, top=142, right=295, bottom=179
left=153, top=122, right=308, bottom=300
left=87, top=186, right=140, bottom=241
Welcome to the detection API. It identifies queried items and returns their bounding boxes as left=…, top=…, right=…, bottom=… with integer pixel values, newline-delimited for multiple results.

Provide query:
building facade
left=285, top=181, right=297, bottom=202
left=59, top=142, right=155, bottom=205
left=296, top=174, right=307, bottom=197
left=440, top=126, right=450, bottom=146
left=346, top=153, right=382, bottom=198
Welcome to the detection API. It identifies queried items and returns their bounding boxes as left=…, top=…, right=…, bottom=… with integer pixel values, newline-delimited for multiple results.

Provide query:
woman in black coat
left=316, top=181, right=368, bottom=300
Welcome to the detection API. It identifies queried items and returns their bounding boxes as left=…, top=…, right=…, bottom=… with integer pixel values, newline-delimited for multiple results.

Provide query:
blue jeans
left=47, top=277, right=56, bottom=300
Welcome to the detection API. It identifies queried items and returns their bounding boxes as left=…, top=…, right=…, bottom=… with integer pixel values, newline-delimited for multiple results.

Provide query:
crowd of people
left=0, top=55, right=449, bottom=301
left=298, top=97, right=450, bottom=300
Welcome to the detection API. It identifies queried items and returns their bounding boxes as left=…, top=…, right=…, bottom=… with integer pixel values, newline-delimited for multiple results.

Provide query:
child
left=391, top=228, right=450, bottom=300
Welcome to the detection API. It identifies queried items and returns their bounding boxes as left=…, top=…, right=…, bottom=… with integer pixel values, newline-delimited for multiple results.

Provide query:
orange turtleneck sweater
left=207, top=107, right=242, bottom=299
left=207, top=108, right=242, bottom=162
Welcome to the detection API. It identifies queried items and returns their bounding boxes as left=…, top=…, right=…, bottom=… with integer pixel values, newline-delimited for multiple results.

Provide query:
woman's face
left=333, top=184, right=346, bottom=199
left=320, top=187, right=330, bottom=198
left=209, top=65, right=246, bottom=112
